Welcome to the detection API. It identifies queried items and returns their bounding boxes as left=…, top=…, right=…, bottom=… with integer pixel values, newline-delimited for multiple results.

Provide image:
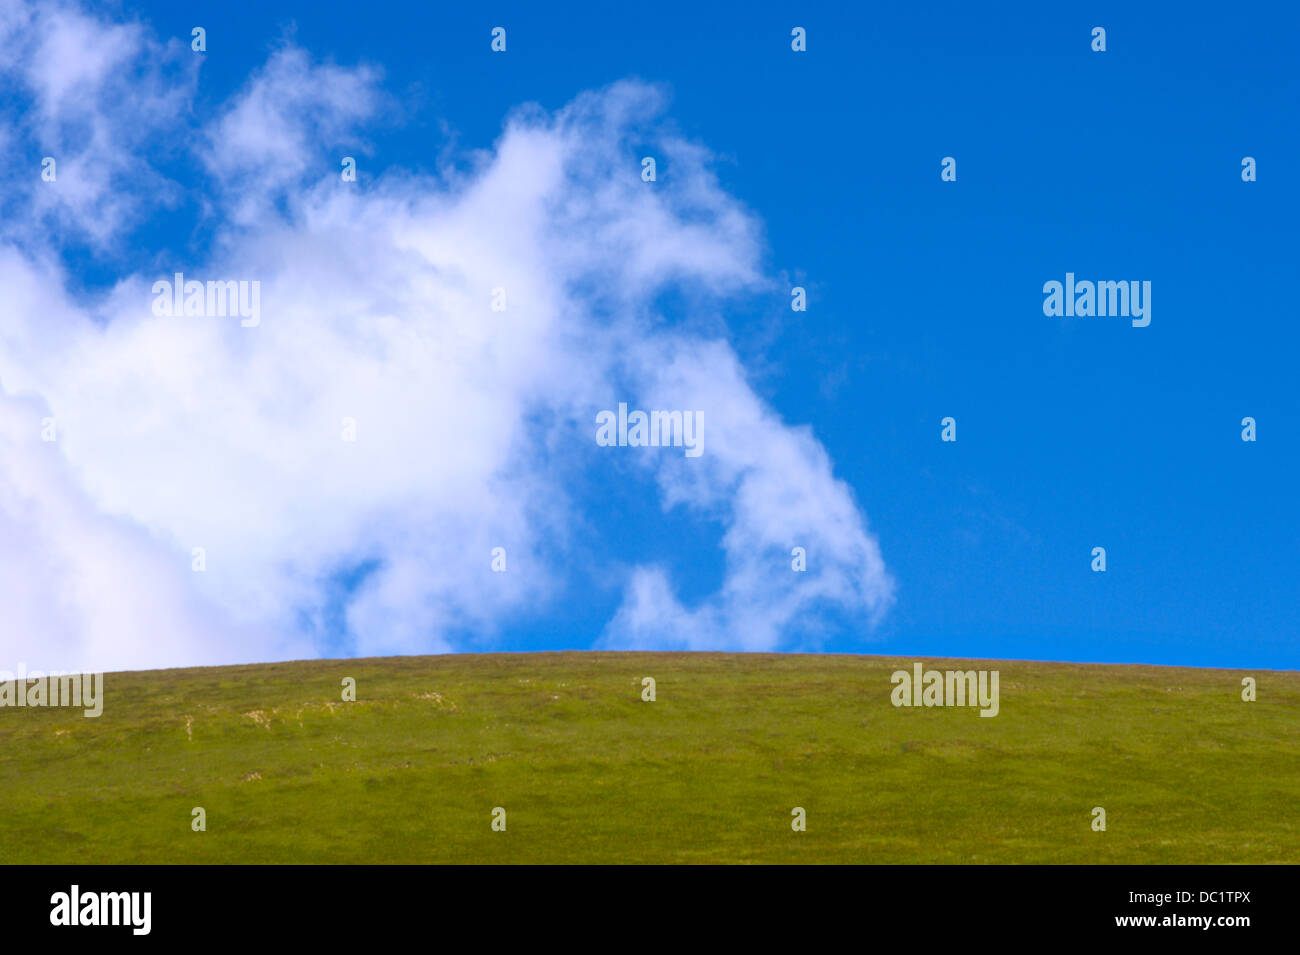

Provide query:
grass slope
left=1, top=652, right=1296, bottom=864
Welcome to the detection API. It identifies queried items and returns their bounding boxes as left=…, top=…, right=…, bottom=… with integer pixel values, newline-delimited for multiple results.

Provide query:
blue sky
left=0, top=1, right=1295, bottom=671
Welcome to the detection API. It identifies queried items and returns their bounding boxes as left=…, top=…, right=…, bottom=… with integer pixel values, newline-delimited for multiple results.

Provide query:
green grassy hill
left=1, top=652, right=1295, bottom=863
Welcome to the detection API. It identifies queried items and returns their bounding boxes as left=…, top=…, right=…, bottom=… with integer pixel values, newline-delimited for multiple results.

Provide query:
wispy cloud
left=0, top=0, right=197, bottom=244
left=0, top=1, right=891, bottom=671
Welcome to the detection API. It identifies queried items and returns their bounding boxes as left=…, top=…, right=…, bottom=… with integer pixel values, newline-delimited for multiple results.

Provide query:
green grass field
left=1, top=652, right=1295, bottom=864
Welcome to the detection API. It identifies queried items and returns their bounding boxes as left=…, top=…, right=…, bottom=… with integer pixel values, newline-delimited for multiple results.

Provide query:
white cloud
left=0, top=0, right=197, bottom=244
left=602, top=339, right=893, bottom=650
left=203, top=46, right=387, bottom=223
left=0, top=2, right=892, bottom=671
